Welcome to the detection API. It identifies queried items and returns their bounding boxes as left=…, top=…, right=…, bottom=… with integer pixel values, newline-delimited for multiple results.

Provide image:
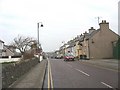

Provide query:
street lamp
left=37, top=22, right=43, bottom=61
left=37, top=22, right=43, bottom=48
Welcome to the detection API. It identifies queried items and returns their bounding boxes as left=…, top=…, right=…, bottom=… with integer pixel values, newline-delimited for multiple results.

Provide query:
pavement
left=8, top=59, right=48, bottom=88
left=79, top=59, right=119, bottom=71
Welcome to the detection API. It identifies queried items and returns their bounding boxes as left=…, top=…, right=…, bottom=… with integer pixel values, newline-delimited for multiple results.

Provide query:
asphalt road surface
left=43, top=58, right=118, bottom=89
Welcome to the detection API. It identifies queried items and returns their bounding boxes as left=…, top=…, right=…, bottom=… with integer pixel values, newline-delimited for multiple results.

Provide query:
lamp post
left=37, top=22, right=43, bottom=62
left=37, top=22, right=43, bottom=48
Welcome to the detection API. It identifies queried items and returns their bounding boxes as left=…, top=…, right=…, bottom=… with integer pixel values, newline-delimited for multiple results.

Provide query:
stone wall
left=2, top=57, right=39, bottom=88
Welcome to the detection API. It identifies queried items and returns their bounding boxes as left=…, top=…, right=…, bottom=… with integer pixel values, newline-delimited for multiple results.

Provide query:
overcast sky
left=0, top=0, right=119, bottom=52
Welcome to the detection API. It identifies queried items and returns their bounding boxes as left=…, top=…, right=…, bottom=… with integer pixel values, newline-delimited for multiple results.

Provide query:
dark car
left=64, top=54, right=74, bottom=61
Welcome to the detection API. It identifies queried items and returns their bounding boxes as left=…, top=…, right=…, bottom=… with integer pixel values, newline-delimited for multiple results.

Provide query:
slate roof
left=85, top=28, right=120, bottom=40
left=67, top=40, right=76, bottom=48
left=71, top=29, right=99, bottom=43
left=85, top=29, right=99, bottom=40
left=0, top=40, right=4, bottom=43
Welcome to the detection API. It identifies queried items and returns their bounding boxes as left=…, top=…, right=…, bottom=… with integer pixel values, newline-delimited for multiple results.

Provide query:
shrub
left=23, top=52, right=34, bottom=60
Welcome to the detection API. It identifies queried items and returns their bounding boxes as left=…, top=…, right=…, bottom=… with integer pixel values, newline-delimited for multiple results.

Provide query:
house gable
left=88, top=26, right=119, bottom=59
left=3, top=45, right=14, bottom=56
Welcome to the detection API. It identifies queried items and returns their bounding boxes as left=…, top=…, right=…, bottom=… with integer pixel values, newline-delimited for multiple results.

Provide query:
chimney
left=89, top=27, right=95, bottom=34
left=80, top=34, right=83, bottom=37
left=83, top=31, right=89, bottom=36
left=99, top=20, right=109, bottom=30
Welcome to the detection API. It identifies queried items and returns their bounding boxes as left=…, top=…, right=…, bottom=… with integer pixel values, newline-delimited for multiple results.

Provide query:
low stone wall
left=2, top=57, right=39, bottom=88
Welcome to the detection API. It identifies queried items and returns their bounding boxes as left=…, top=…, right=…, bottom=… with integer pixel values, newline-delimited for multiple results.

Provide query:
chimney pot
left=99, top=20, right=109, bottom=30
left=89, top=27, right=95, bottom=34
left=80, top=34, right=83, bottom=37
left=91, top=27, right=94, bottom=29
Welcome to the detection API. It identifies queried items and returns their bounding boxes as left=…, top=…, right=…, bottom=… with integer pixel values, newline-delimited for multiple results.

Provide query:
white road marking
left=101, top=82, right=113, bottom=88
left=75, top=68, right=90, bottom=76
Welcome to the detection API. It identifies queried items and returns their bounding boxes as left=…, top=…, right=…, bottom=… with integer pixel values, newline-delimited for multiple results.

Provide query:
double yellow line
left=48, top=60, right=54, bottom=90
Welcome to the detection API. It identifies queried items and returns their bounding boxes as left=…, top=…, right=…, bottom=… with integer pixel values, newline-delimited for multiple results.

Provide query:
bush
left=23, top=52, right=34, bottom=60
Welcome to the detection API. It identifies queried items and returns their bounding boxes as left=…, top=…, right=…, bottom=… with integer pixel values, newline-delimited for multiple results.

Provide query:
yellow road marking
left=48, top=60, right=50, bottom=90
left=49, top=60, right=54, bottom=89
left=48, top=60, right=54, bottom=89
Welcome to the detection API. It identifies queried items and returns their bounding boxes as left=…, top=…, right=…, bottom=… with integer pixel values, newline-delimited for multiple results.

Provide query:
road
left=43, top=58, right=118, bottom=89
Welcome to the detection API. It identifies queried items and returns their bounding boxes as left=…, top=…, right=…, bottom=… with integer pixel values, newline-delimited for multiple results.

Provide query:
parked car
left=64, top=54, right=74, bottom=61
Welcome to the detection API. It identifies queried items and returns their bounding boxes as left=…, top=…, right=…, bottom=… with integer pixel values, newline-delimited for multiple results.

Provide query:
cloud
left=0, top=0, right=119, bottom=51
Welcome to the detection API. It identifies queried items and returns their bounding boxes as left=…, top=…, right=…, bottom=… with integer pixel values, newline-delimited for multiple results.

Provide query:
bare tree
left=12, top=35, right=36, bottom=55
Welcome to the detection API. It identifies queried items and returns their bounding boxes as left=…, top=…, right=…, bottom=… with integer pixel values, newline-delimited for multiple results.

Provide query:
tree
left=12, top=35, right=36, bottom=55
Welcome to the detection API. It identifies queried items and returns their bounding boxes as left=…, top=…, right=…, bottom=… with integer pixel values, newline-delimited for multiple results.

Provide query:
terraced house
left=76, top=20, right=119, bottom=59
left=60, top=20, right=119, bottom=59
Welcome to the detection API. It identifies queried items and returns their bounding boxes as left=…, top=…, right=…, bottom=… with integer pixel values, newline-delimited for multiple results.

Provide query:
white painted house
left=0, top=40, right=15, bottom=57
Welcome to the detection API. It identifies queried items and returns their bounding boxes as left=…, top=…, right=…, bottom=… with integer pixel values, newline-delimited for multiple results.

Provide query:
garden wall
left=2, top=57, right=39, bottom=88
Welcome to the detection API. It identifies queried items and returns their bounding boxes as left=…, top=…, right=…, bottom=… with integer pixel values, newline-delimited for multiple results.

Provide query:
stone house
left=82, top=20, right=119, bottom=59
